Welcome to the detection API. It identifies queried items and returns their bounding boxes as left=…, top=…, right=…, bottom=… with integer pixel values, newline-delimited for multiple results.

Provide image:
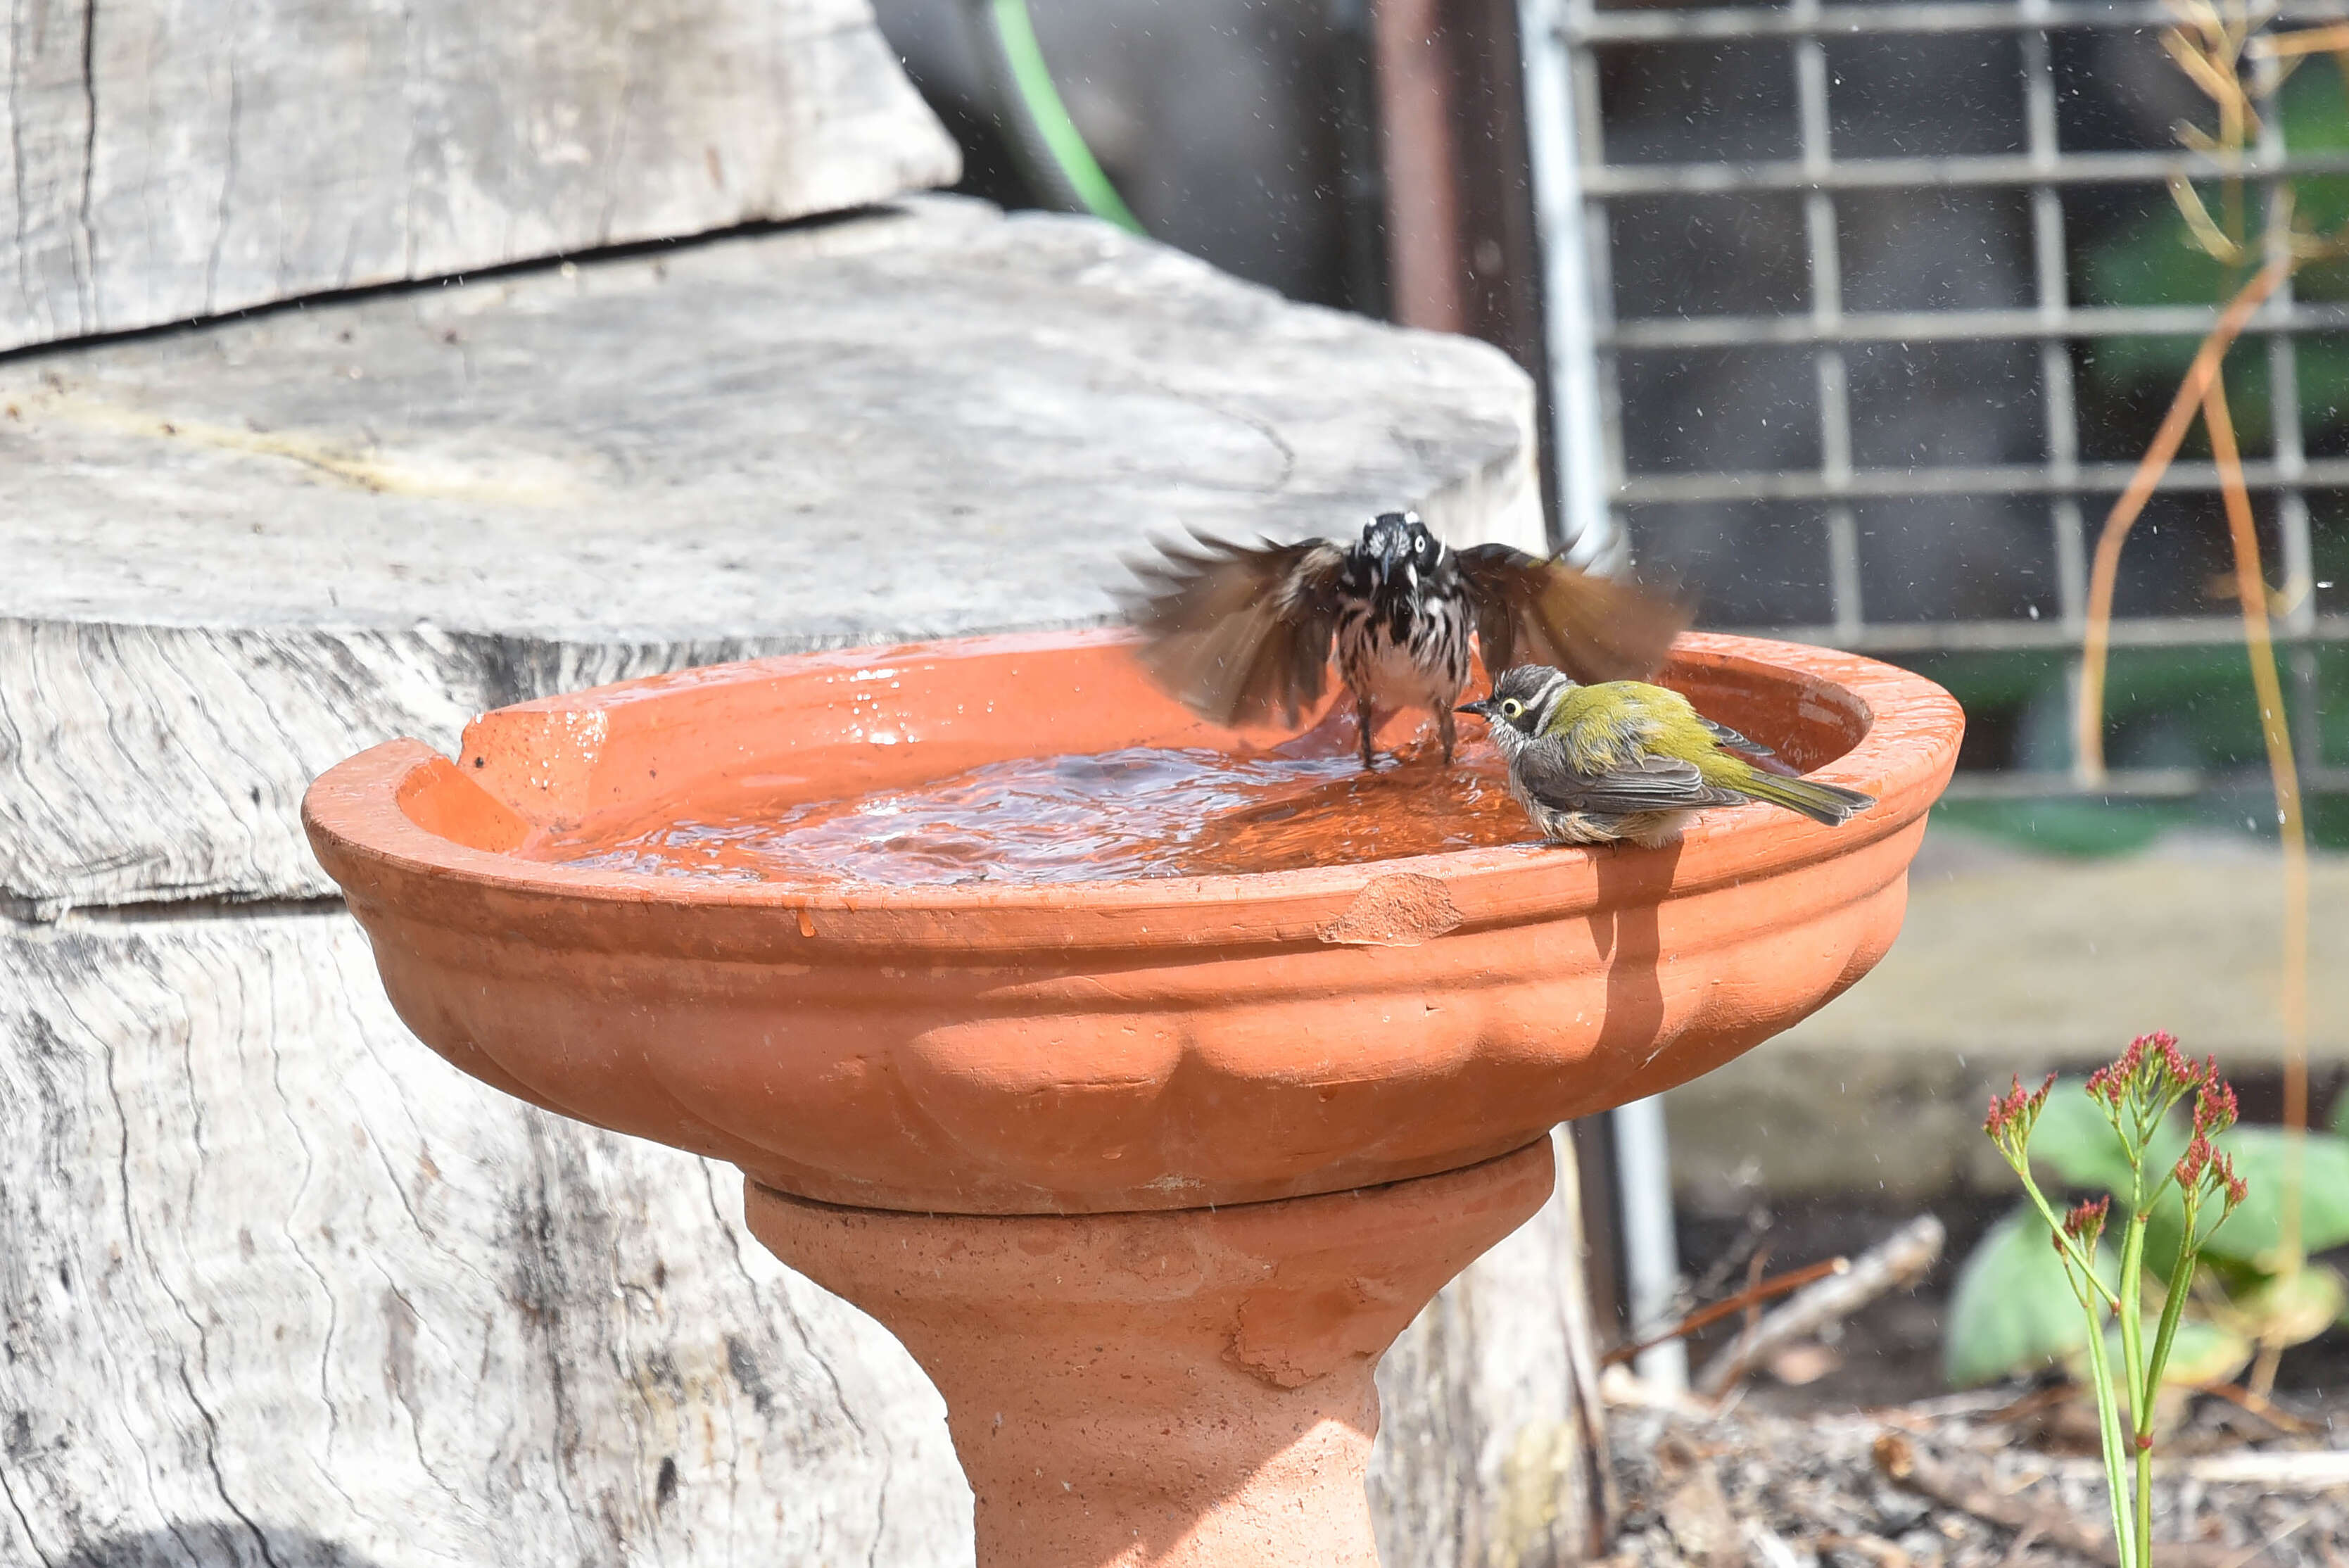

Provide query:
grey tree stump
left=0, top=0, right=959, bottom=353
left=0, top=196, right=1600, bottom=1567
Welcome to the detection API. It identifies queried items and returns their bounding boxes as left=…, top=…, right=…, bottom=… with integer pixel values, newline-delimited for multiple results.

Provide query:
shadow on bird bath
left=1590, top=835, right=1678, bottom=1108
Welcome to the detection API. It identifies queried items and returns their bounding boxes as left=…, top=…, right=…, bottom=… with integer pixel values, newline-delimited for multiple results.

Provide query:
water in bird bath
left=528, top=720, right=1538, bottom=885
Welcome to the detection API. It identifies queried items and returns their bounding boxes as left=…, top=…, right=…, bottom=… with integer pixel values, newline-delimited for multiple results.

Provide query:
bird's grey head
left=1457, top=664, right=1575, bottom=750
left=1350, top=510, right=1448, bottom=598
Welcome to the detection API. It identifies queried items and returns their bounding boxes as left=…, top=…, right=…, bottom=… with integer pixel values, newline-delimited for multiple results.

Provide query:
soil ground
left=1590, top=1196, right=2349, bottom=1566
left=1673, top=1194, right=2348, bottom=1422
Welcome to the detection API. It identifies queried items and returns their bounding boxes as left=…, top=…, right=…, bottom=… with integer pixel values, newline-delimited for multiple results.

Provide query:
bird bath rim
left=299, top=627, right=1963, bottom=1562
left=305, top=627, right=1958, bottom=956
left=303, top=626, right=1960, bottom=1215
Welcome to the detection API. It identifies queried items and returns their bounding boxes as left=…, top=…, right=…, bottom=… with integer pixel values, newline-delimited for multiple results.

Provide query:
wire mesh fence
left=1523, top=0, right=2349, bottom=800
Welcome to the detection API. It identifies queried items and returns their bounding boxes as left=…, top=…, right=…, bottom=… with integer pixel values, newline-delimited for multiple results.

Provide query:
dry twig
left=2199, top=373, right=2314, bottom=1306
left=2175, top=1449, right=2349, bottom=1489
left=1816, top=1532, right=1913, bottom=1568
left=1602, top=1256, right=1849, bottom=1369
left=2076, top=0, right=2322, bottom=1318
left=1693, top=1217, right=1943, bottom=1398
left=2189, top=1380, right=2319, bottom=1436
left=1873, top=1433, right=2254, bottom=1568
left=2075, top=254, right=2291, bottom=782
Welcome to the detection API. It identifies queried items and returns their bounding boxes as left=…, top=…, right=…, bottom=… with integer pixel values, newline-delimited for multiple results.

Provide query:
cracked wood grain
left=0, top=0, right=958, bottom=351
left=0, top=911, right=973, bottom=1567
left=1372, top=1128, right=1607, bottom=1568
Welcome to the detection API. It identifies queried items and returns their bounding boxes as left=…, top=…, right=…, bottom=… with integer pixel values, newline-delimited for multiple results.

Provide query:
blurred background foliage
left=1918, top=644, right=2349, bottom=852
left=2083, top=56, right=2349, bottom=458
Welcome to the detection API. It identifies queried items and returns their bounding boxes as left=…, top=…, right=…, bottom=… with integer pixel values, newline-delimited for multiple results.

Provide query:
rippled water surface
left=531, top=724, right=1538, bottom=885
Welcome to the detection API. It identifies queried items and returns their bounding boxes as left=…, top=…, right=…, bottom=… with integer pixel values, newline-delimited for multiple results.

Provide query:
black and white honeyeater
left=1122, top=510, right=1690, bottom=770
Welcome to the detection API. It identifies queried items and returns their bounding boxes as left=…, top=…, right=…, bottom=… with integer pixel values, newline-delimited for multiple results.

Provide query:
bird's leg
left=1355, top=695, right=1378, bottom=771
left=1436, top=709, right=1457, bottom=766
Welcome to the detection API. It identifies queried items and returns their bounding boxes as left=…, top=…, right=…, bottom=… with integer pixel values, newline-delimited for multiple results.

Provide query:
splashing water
left=533, top=729, right=1539, bottom=887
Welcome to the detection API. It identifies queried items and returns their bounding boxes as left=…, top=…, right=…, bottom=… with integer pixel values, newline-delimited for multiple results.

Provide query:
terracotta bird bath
left=304, top=628, right=1961, bottom=1567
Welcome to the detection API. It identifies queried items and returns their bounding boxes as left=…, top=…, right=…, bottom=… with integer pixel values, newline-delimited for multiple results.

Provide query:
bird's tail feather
left=1735, top=771, right=1875, bottom=826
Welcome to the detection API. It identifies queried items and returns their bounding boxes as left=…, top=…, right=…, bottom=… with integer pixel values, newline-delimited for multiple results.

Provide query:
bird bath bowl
left=305, top=628, right=1960, bottom=1567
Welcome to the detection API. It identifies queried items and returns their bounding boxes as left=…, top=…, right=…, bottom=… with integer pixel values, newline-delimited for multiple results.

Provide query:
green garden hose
left=971, top=0, right=1145, bottom=234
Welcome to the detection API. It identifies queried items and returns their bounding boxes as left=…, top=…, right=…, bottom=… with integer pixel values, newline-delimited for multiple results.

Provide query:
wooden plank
left=0, top=909, right=1597, bottom=1565
left=0, top=0, right=961, bottom=351
left=0, top=197, right=1541, bottom=918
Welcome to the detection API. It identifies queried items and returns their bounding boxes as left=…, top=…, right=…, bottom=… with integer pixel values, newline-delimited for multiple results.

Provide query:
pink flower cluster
left=2192, top=1075, right=2240, bottom=1140
left=1983, top=1071, right=2056, bottom=1147
left=2058, top=1194, right=2111, bottom=1254
left=2174, top=1134, right=2248, bottom=1212
left=2082, top=1030, right=2214, bottom=1113
left=1982, top=1032, right=2250, bottom=1220
left=2079, top=1030, right=2248, bottom=1213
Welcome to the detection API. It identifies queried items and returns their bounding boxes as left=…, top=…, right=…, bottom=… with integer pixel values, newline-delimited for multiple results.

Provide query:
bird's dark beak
left=1456, top=700, right=1491, bottom=719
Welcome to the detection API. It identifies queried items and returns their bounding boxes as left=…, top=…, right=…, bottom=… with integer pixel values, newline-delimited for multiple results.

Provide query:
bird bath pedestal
left=305, top=628, right=1961, bottom=1567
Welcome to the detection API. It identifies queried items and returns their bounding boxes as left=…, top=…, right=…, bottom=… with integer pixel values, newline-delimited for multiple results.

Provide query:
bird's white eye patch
left=1500, top=699, right=1524, bottom=719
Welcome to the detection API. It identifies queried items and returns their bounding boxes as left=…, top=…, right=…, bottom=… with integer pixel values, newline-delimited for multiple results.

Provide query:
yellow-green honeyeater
left=1456, top=664, right=1875, bottom=847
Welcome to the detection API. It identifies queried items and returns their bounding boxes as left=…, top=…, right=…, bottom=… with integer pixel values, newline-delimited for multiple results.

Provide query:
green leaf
left=2152, top=1319, right=2255, bottom=1387
left=2070, top=1319, right=2252, bottom=1393
left=2144, top=1128, right=2349, bottom=1271
left=2329, top=1089, right=2349, bottom=1139
left=2212, top=1129, right=2349, bottom=1259
left=1944, top=1203, right=2112, bottom=1387
left=2229, top=1263, right=2348, bottom=1351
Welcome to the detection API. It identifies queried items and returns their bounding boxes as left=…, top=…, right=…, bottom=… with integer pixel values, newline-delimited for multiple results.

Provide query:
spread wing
left=1513, top=739, right=1748, bottom=817
left=1454, top=544, right=1691, bottom=683
left=1119, top=531, right=1348, bottom=728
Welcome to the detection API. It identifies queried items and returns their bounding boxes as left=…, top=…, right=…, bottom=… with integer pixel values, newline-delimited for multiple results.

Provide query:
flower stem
left=2117, top=1191, right=2153, bottom=1566
left=2018, top=1172, right=2123, bottom=1310
left=2146, top=1207, right=2196, bottom=1399
left=2118, top=1209, right=2149, bottom=1412
left=2082, top=1305, right=2138, bottom=1568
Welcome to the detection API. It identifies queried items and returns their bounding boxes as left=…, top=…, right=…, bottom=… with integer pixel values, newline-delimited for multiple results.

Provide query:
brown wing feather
left=1119, top=531, right=1347, bottom=728
left=1454, top=544, right=1691, bottom=683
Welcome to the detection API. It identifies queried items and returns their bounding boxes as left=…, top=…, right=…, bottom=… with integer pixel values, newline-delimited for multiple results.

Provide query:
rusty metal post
left=1370, top=0, right=1556, bottom=516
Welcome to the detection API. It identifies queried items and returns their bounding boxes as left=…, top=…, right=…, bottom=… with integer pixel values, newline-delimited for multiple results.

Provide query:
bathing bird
left=1456, top=663, right=1875, bottom=848
left=1121, top=510, right=1688, bottom=770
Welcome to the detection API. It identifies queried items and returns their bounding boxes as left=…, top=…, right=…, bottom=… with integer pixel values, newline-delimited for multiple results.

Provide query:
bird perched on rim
left=1121, top=510, right=1690, bottom=770
left=1457, top=664, right=1875, bottom=848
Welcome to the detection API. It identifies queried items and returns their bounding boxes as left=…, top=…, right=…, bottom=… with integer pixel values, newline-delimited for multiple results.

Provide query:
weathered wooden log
left=1, top=912, right=970, bottom=1566
left=0, top=197, right=1540, bottom=922
left=0, top=0, right=961, bottom=353
left=1, top=196, right=1598, bottom=1566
